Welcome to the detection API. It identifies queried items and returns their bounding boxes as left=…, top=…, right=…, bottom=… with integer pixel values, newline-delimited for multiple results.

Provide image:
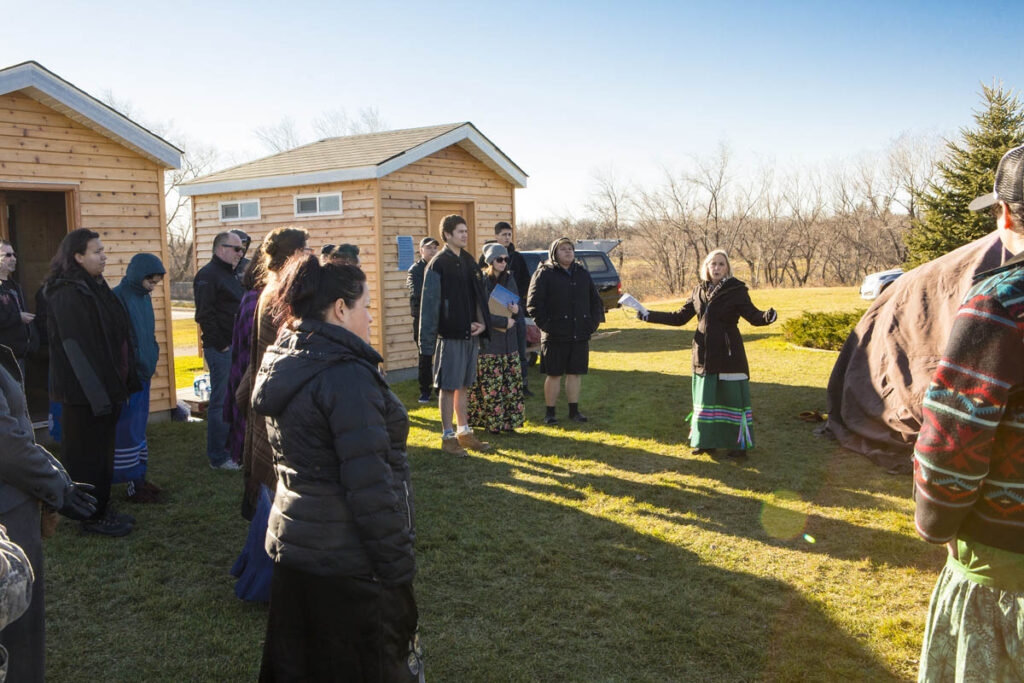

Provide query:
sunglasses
left=493, top=256, right=507, bottom=263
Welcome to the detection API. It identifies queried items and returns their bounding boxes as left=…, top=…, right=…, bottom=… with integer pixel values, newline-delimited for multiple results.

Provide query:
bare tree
left=585, top=166, right=633, bottom=269
left=311, top=107, right=389, bottom=139
left=254, top=117, right=304, bottom=153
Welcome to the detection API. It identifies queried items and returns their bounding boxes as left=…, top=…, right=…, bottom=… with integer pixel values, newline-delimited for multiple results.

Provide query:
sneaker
left=112, top=510, right=136, bottom=525
left=543, top=415, right=558, bottom=425
left=81, top=510, right=133, bottom=537
left=417, top=392, right=431, bottom=404
left=457, top=430, right=491, bottom=452
left=570, top=413, right=589, bottom=423
left=211, top=459, right=242, bottom=471
left=441, top=436, right=468, bottom=457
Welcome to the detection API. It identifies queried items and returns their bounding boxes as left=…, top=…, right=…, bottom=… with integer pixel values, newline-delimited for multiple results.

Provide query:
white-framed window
left=294, top=192, right=342, bottom=217
left=219, top=199, right=260, bottom=222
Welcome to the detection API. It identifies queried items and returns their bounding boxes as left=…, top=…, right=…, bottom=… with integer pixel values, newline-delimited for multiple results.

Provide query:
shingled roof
left=180, top=122, right=526, bottom=196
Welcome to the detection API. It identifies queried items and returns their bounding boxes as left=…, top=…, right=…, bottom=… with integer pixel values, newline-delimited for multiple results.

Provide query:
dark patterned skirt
left=469, top=353, right=525, bottom=432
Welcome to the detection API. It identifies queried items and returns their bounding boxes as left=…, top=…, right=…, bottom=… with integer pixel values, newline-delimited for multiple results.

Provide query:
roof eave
left=178, top=165, right=380, bottom=196
left=0, top=61, right=182, bottom=169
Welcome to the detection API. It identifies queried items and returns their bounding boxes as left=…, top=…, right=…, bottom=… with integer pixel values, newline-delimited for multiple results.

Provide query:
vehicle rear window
left=580, top=254, right=609, bottom=273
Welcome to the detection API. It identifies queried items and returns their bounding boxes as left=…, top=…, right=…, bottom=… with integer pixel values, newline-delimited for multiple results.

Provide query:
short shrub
left=781, top=310, right=865, bottom=351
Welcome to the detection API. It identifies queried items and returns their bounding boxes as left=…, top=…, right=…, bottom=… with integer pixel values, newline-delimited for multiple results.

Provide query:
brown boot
left=441, top=436, right=468, bottom=457
left=457, top=430, right=491, bottom=452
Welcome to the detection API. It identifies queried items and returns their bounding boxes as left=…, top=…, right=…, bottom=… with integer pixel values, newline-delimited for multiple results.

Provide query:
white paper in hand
left=618, top=293, right=648, bottom=319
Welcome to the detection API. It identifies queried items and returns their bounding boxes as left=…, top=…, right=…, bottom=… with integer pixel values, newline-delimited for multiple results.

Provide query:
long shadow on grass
left=412, top=446, right=902, bottom=681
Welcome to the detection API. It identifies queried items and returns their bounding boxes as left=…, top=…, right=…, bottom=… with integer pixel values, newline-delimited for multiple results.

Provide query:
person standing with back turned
left=193, top=231, right=245, bottom=470
left=914, top=144, right=1024, bottom=681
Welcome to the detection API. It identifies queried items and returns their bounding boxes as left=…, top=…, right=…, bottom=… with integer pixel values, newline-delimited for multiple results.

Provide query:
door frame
left=0, top=181, right=80, bottom=240
left=425, top=195, right=477, bottom=248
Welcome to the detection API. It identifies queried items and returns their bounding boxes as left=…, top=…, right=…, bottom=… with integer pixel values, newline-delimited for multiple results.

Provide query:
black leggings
left=60, top=403, right=121, bottom=518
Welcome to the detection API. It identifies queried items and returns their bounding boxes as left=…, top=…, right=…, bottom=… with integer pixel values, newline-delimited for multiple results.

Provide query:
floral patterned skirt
left=469, top=353, right=525, bottom=432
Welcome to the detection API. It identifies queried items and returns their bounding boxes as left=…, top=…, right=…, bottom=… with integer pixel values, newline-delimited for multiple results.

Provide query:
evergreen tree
left=904, top=83, right=1024, bottom=266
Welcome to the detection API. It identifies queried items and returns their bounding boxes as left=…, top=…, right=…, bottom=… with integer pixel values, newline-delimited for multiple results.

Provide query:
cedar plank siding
left=378, top=145, right=514, bottom=371
left=0, top=91, right=176, bottom=412
left=192, top=181, right=383, bottom=350
left=191, top=143, right=514, bottom=372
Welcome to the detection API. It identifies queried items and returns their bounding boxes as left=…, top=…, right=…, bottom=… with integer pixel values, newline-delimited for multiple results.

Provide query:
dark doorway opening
left=0, top=189, right=71, bottom=426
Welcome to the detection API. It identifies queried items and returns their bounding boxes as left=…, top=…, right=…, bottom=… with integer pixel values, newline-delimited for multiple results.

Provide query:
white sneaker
left=211, top=459, right=241, bottom=471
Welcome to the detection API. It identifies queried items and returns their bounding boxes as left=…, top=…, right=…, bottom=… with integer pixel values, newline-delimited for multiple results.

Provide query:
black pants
left=260, top=564, right=420, bottom=682
left=60, top=403, right=121, bottom=519
left=417, top=354, right=433, bottom=396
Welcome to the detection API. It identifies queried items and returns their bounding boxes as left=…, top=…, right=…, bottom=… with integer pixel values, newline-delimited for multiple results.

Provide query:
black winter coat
left=482, top=272, right=524, bottom=356
left=0, top=280, right=33, bottom=358
left=646, top=277, right=773, bottom=376
left=46, top=267, right=139, bottom=415
left=252, top=318, right=415, bottom=586
left=193, top=255, right=244, bottom=350
left=418, top=246, right=490, bottom=355
left=526, top=260, right=604, bottom=343
left=406, top=258, right=427, bottom=322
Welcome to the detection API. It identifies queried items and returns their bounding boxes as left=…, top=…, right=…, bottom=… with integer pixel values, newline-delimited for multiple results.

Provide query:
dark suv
left=520, top=250, right=622, bottom=312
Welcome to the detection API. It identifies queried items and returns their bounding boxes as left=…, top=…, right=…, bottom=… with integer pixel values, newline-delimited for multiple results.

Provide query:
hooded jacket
left=113, top=253, right=165, bottom=380
left=251, top=318, right=415, bottom=585
left=526, top=238, right=605, bottom=343
left=46, top=266, right=139, bottom=415
left=418, top=244, right=491, bottom=356
left=0, top=344, right=71, bottom=515
left=646, top=277, right=773, bottom=376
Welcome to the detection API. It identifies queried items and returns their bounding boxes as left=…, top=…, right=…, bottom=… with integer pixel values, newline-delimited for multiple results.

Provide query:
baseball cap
left=968, top=144, right=1024, bottom=211
left=419, top=236, right=439, bottom=248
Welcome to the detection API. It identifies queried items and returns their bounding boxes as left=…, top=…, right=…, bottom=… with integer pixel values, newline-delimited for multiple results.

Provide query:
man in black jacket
left=193, top=231, right=245, bottom=470
left=419, top=215, right=491, bottom=456
left=406, top=236, right=439, bottom=403
left=491, top=223, right=531, bottom=395
left=0, top=242, right=34, bottom=377
left=527, top=237, right=604, bottom=425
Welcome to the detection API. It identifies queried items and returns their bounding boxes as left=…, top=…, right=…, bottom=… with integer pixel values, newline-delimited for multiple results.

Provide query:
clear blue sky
left=3, top=0, right=1021, bottom=220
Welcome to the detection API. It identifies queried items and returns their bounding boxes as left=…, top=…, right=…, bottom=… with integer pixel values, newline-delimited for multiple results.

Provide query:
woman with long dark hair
left=639, top=249, right=776, bottom=460
left=253, top=255, right=420, bottom=681
left=45, top=228, right=139, bottom=536
left=469, top=243, right=525, bottom=434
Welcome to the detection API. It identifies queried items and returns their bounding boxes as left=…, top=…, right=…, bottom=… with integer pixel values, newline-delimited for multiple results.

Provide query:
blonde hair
left=700, top=249, right=732, bottom=282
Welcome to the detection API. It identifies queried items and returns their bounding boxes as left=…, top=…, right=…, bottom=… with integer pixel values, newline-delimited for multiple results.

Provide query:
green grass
left=45, top=286, right=936, bottom=681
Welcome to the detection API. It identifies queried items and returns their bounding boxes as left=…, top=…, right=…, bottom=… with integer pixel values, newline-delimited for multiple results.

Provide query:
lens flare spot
left=803, top=534, right=816, bottom=544
left=760, top=489, right=808, bottom=540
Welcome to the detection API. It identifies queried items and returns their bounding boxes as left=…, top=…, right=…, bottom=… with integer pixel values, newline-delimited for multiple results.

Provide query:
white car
left=860, top=268, right=903, bottom=300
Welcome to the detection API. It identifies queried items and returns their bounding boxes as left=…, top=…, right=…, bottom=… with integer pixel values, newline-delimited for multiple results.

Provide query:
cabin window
left=294, top=192, right=342, bottom=217
left=219, top=199, right=260, bottom=222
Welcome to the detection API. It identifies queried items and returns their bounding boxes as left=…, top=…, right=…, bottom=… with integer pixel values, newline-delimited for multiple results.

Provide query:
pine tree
left=904, top=83, right=1024, bottom=266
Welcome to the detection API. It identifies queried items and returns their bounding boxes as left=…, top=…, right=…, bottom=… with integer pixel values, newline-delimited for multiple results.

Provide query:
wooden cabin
left=180, top=123, right=527, bottom=374
left=0, top=62, right=182, bottom=422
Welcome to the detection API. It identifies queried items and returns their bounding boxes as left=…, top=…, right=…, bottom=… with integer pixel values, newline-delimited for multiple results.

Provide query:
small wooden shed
left=180, top=123, right=527, bottom=374
left=0, top=61, right=182, bottom=421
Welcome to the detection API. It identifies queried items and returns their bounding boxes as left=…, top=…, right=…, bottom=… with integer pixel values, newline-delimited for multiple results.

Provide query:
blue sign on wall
left=396, top=235, right=415, bottom=271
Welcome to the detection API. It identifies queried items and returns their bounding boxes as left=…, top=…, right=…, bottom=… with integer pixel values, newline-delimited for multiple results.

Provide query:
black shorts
left=541, top=340, right=589, bottom=376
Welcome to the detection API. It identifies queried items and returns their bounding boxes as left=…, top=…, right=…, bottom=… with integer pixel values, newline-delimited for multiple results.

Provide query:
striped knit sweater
left=913, top=252, right=1024, bottom=553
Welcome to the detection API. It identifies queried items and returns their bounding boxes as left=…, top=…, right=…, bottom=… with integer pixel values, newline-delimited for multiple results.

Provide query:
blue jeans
left=204, top=347, right=232, bottom=466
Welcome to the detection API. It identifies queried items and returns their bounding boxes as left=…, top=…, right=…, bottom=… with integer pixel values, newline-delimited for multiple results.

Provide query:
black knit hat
left=969, top=144, right=1024, bottom=211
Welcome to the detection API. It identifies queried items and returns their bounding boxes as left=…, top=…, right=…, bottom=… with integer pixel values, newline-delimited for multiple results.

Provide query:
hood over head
left=121, top=253, right=166, bottom=295
left=547, top=236, right=575, bottom=269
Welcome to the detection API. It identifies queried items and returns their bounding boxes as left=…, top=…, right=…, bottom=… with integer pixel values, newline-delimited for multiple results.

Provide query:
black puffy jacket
left=193, top=255, right=244, bottom=351
left=646, top=277, right=773, bottom=376
left=251, top=318, right=415, bottom=585
left=526, top=258, right=604, bottom=343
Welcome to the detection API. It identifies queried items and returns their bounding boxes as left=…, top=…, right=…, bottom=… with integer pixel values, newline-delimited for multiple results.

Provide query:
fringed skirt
left=469, top=353, right=525, bottom=432
left=689, top=373, right=754, bottom=450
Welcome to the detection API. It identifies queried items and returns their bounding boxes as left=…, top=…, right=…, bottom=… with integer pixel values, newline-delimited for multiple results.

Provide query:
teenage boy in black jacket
left=419, top=215, right=491, bottom=456
left=0, top=241, right=34, bottom=377
left=193, top=231, right=245, bottom=470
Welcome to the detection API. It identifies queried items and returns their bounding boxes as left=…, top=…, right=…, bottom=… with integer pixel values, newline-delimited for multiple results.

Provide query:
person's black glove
left=766, top=308, right=777, bottom=324
left=58, top=482, right=97, bottom=521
